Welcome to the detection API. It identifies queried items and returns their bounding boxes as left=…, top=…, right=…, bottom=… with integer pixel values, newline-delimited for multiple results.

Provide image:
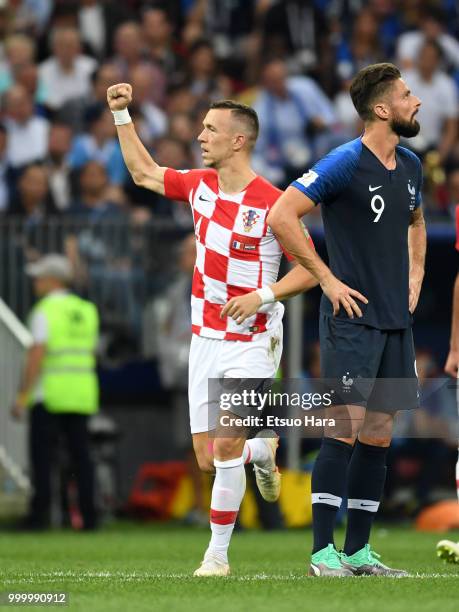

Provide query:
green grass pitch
left=1, top=523, right=458, bottom=611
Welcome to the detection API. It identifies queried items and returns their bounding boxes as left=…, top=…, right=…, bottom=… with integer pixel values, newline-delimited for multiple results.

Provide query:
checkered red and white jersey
left=164, top=168, right=313, bottom=341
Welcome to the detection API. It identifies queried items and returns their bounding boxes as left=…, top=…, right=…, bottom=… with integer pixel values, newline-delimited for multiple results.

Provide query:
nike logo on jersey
left=199, top=195, right=211, bottom=202
left=368, top=185, right=382, bottom=192
left=318, top=496, right=336, bottom=501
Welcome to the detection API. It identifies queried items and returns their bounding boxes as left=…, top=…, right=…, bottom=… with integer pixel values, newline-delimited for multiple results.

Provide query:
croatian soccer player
left=268, top=63, right=426, bottom=576
left=107, top=84, right=317, bottom=576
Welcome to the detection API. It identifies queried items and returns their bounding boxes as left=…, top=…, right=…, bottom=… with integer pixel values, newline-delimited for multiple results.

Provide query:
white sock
left=243, top=438, right=270, bottom=468
left=207, top=456, right=246, bottom=563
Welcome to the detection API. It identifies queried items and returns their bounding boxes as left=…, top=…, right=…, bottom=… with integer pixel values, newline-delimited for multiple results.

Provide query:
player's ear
left=374, top=102, right=389, bottom=121
left=233, top=133, right=246, bottom=151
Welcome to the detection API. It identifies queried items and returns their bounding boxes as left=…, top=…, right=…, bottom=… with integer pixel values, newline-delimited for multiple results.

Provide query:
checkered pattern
left=164, top=168, right=306, bottom=341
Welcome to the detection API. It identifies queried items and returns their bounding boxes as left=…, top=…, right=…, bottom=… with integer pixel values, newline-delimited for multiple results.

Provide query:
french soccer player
left=107, top=84, right=318, bottom=576
left=268, top=63, right=426, bottom=576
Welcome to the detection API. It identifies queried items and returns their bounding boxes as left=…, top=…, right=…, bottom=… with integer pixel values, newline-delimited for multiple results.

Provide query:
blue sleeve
left=290, top=138, right=362, bottom=205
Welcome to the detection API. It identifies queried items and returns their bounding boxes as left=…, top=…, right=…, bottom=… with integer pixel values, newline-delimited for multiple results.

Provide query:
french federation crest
left=242, top=209, right=260, bottom=233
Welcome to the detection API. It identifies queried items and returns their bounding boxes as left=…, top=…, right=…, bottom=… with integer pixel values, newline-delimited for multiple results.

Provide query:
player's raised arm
left=107, top=83, right=166, bottom=195
left=267, top=187, right=368, bottom=318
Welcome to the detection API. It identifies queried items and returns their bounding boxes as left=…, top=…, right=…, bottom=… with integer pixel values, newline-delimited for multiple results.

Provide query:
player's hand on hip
left=320, top=275, right=368, bottom=318
left=107, top=83, right=132, bottom=111
left=220, top=292, right=262, bottom=324
left=408, top=275, right=423, bottom=313
left=444, top=349, right=459, bottom=378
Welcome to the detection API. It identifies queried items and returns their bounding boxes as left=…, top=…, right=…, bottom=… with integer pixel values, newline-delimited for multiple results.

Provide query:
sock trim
left=244, top=444, right=252, bottom=465
left=347, top=498, right=380, bottom=512
left=214, top=456, right=244, bottom=469
left=210, top=509, right=238, bottom=525
left=311, top=492, right=342, bottom=508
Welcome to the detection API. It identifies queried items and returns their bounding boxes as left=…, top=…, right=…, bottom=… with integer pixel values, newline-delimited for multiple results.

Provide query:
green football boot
left=340, top=544, right=409, bottom=576
left=437, top=540, right=459, bottom=564
left=309, top=544, right=354, bottom=577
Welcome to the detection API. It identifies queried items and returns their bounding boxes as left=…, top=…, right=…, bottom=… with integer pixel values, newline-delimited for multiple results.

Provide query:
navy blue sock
left=344, top=440, right=389, bottom=556
left=311, top=437, right=354, bottom=553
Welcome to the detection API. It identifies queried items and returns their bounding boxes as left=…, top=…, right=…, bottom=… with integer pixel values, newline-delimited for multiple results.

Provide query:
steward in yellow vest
left=12, top=254, right=99, bottom=530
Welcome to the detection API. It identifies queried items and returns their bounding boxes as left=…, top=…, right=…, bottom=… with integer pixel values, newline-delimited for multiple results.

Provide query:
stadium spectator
left=0, top=34, right=37, bottom=96
left=125, top=136, right=194, bottom=227
left=185, top=39, right=230, bottom=104
left=38, top=26, right=97, bottom=111
left=68, top=104, right=127, bottom=186
left=57, top=62, right=123, bottom=132
left=336, top=9, right=384, bottom=84
left=67, top=160, right=121, bottom=218
left=165, top=82, right=200, bottom=116
left=0, top=123, right=10, bottom=213
left=128, top=65, right=168, bottom=146
left=4, top=84, right=49, bottom=170
left=77, top=0, right=133, bottom=60
left=333, top=78, right=362, bottom=140
left=141, top=5, right=184, bottom=85
left=396, top=6, right=459, bottom=72
left=260, top=0, right=329, bottom=75
left=14, top=60, right=47, bottom=107
left=251, top=58, right=337, bottom=187
left=168, top=111, right=202, bottom=167
left=45, top=122, right=74, bottom=212
left=7, top=0, right=52, bottom=36
left=112, top=21, right=167, bottom=107
left=7, top=163, right=56, bottom=219
left=403, top=40, right=458, bottom=162
left=184, top=0, right=267, bottom=80
left=11, top=253, right=99, bottom=531
left=65, top=160, right=140, bottom=330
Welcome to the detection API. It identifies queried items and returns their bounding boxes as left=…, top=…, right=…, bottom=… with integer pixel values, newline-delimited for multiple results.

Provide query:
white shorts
left=188, top=325, right=283, bottom=434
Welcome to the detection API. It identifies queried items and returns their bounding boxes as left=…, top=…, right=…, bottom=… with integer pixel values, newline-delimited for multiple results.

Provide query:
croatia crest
left=242, top=209, right=260, bottom=233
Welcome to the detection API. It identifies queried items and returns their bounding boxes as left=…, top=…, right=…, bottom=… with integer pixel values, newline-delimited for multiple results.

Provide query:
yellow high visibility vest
left=30, top=293, right=99, bottom=414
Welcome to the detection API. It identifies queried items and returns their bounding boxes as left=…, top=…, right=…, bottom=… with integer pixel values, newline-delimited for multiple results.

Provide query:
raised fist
left=107, top=83, right=133, bottom=111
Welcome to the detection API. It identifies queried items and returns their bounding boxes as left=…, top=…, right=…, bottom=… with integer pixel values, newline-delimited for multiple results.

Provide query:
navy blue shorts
left=319, top=314, right=419, bottom=413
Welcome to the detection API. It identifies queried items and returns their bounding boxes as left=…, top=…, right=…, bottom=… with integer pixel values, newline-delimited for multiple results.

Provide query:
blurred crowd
left=0, top=0, right=457, bottom=228
left=0, top=0, right=458, bottom=335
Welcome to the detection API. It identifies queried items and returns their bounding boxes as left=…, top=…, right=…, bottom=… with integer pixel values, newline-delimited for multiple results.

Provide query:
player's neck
left=217, top=161, right=257, bottom=195
left=362, top=127, right=399, bottom=170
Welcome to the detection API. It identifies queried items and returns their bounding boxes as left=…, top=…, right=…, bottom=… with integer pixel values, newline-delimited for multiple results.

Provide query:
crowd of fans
left=0, top=0, right=457, bottom=229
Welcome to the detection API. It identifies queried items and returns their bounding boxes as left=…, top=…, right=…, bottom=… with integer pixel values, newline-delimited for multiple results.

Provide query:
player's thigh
left=222, top=324, right=283, bottom=380
left=369, top=326, right=419, bottom=414
left=218, top=324, right=283, bottom=420
left=188, top=335, right=221, bottom=435
left=319, top=315, right=384, bottom=435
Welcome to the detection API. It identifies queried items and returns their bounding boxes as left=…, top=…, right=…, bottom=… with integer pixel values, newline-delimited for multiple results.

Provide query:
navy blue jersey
left=292, top=138, right=423, bottom=329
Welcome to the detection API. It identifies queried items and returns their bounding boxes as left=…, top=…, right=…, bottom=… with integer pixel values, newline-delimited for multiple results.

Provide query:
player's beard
left=390, top=112, right=420, bottom=138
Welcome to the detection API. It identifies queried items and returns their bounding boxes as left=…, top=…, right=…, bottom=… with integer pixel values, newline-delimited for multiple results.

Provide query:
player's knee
left=213, top=438, right=242, bottom=461
left=195, top=451, right=214, bottom=473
